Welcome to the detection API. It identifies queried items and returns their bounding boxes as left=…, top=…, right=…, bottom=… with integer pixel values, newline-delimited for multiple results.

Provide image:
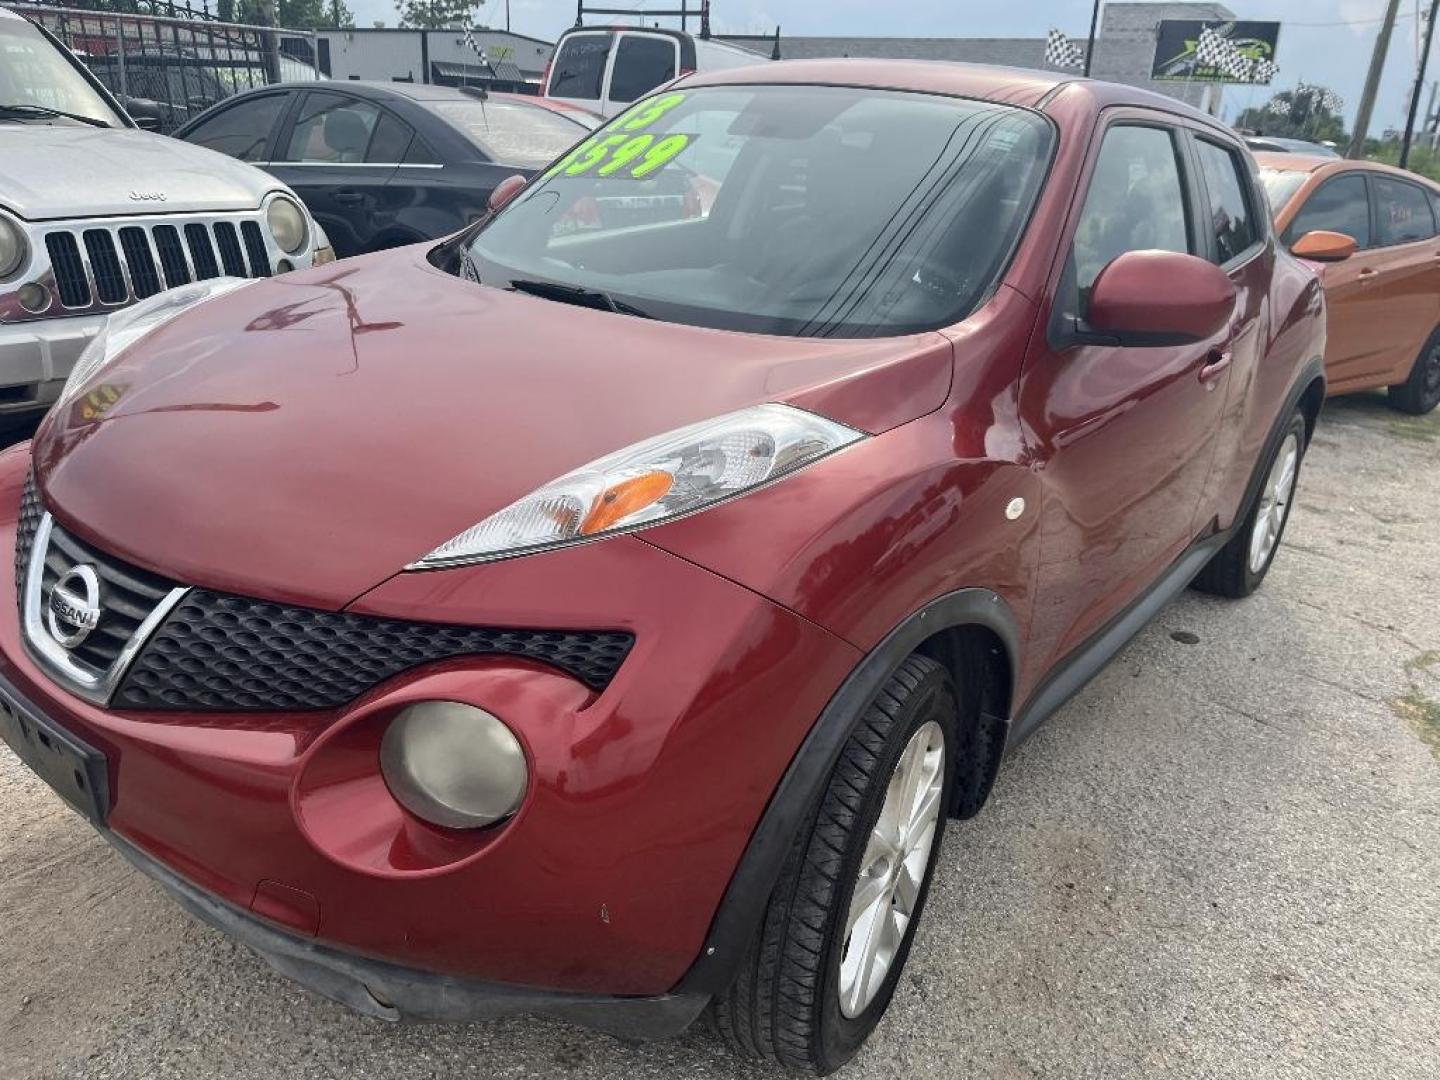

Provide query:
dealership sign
left=1152, top=20, right=1281, bottom=83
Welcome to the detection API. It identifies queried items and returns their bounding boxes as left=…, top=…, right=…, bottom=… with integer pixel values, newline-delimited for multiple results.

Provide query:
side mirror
left=132, top=114, right=160, bottom=132
left=1291, top=229, right=1357, bottom=262
left=1085, top=250, right=1236, bottom=347
left=488, top=174, right=527, bottom=214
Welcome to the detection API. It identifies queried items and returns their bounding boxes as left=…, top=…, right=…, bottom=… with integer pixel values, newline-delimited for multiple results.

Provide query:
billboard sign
left=1152, top=20, right=1281, bottom=83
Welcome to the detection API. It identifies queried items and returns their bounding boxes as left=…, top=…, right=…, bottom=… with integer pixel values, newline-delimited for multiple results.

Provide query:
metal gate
left=12, top=1, right=318, bottom=132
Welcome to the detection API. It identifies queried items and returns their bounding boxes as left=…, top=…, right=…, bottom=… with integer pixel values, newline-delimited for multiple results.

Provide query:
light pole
left=1400, top=0, right=1440, bottom=168
left=1083, top=0, right=1102, bottom=77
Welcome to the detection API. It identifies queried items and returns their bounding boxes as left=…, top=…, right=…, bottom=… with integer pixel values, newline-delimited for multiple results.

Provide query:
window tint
left=1373, top=177, right=1437, bottom=246
left=549, top=33, right=612, bottom=100
left=404, top=136, right=437, bottom=165
left=184, top=93, right=287, bottom=161
left=609, top=35, right=678, bottom=103
left=1195, top=139, right=1259, bottom=263
left=366, top=112, right=413, bottom=163
left=284, top=92, right=379, bottom=163
left=1284, top=174, right=1371, bottom=249
left=1073, top=125, right=1190, bottom=296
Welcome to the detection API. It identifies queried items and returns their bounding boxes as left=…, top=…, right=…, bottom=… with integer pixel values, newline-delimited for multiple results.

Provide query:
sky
left=346, top=0, right=1440, bottom=135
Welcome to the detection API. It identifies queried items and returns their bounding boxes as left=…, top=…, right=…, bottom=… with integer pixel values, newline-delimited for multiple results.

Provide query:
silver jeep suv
left=0, top=6, right=331, bottom=422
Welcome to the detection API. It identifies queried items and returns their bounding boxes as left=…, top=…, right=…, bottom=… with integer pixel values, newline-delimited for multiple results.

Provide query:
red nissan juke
left=1, top=61, right=1324, bottom=1072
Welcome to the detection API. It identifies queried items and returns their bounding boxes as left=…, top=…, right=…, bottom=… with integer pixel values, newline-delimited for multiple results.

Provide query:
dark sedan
left=174, top=81, right=595, bottom=257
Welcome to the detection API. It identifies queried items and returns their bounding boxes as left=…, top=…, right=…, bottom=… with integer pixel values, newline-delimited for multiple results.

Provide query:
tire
left=1387, top=326, right=1440, bottom=415
left=711, top=654, right=958, bottom=1074
left=1192, top=410, right=1307, bottom=599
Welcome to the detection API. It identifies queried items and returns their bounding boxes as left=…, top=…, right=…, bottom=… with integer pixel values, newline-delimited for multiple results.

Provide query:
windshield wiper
left=508, top=278, right=652, bottom=319
left=0, top=103, right=109, bottom=128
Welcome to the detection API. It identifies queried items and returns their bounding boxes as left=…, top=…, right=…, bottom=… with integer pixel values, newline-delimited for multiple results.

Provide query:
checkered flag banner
left=1195, top=26, right=1228, bottom=69
left=1043, top=28, right=1085, bottom=70
left=463, top=24, right=488, bottom=66
left=1320, top=89, right=1344, bottom=113
left=1248, top=57, right=1280, bottom=85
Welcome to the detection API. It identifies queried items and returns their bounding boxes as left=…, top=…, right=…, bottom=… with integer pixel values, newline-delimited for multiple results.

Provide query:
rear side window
left=184, top=93, right=287, bottom=161
left=609, top=35, right=678, bottom=103
left=367, top=113, right=414, bottom=163
left=1284, top=174, right=1371, bottom=249
left=284, top=92, right=379, bottom=163
left=1073, top=125, right=1191, bottom=296
left=1373, top=177, right=1437, bottom=246
left=550, top=33, right=612, bottom=101
left=1194, top=139, right=1260, bottom=263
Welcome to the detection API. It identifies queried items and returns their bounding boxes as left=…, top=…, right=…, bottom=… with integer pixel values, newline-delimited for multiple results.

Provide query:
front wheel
left=1192, top=410, right=1307, bottom=599
left=1388, top=327, right=1440, bottom=415
left=711, top=654, right=957, bottom=1074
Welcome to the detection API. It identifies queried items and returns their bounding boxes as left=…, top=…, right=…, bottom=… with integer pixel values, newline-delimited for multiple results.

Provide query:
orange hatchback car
left=1258, top=153, right=1440, bottom=414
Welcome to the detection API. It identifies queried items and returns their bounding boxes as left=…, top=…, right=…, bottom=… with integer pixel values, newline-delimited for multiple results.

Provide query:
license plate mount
left=0, top=679, right=109, bottom=824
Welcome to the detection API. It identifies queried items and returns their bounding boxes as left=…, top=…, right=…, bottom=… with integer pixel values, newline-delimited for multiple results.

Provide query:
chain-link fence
left=13, top=0, right=317, bottom=132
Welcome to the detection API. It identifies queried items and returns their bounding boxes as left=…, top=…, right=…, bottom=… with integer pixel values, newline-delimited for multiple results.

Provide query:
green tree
left=228, top=0, right=353, bottom=27
left=395, top=0, right=484, bottom=29
left=1237, top=85, right=1349, bottom=146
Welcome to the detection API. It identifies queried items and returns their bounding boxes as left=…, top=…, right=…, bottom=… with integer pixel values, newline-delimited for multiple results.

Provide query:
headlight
left=58, top=277, right=251, bottom=410
left=380, top=702, right=528, bottom=829
left=409, top=403, right=865, bottom=569
left=0, top=214, right=27, bottom=279
left=266, top=195, right=308, bottom=254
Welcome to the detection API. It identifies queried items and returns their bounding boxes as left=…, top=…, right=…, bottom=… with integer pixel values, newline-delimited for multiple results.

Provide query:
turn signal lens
left=580, top=470, right=673, bottom=535
left=408, top=403, right=865, bottom=569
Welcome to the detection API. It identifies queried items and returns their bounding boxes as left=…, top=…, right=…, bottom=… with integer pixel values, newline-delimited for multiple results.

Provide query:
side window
left=403, top=137, right=438, bottom=165
left=1283, top=174, right=1371, bottom=249
left=283, top=92, right=380, bottom=164
left=1373, top=177, right=1437, bottom=247
left=1073, top=125, right=1191, bottom=300
left=609, top=35, right=678, bottom=104
left=1194, top=139, right=1260, bottom=263
left=366, top=113, right=414, bottom=163
left=184, top=93, right=287, bottom=161
left=549, top=33, right=612, bottom=101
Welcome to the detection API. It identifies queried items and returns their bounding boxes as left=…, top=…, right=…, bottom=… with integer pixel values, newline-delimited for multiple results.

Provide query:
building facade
left=311, top=26, right=553, bottom=89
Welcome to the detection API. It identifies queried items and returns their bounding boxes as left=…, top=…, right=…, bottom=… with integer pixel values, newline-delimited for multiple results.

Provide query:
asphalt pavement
left=2, top=391, right=1437, bottom=1079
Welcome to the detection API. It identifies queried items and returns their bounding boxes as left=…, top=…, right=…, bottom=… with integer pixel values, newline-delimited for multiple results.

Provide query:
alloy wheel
left=838, top=719, right=945, bottom=1019
left=1248, top=432, right=1299, bottom=575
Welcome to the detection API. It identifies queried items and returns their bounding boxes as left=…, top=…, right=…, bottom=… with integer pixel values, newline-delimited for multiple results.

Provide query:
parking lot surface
left=2, top=393, right=1437, bottom=1080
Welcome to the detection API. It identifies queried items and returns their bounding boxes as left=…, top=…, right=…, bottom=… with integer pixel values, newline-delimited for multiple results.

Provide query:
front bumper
left=0, top=312, right=101, bottom=414
left=104, top=826, right=707, bottom=1038
left=0, top=448, right=863, bottom=1011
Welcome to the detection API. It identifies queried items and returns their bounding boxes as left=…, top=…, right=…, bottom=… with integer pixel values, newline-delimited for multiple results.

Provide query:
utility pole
left=1083, top=0, right=1102, bottom=77
left=1400, top=0, right=1440, bottom=167
left=1349, top=0, right=1402, bottom=158
left=256, top=0, right=281, bottom=84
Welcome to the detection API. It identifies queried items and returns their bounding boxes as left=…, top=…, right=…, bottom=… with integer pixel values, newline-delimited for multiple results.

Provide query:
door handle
left=1358, top=266, right=1379, bottom=284
left=1199, top=348, right=1232, bottom=388
left=333, top=190, right=363, bottom=204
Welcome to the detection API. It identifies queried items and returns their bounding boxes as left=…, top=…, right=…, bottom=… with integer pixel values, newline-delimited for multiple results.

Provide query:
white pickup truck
left=0, top=5, right=331, bottom=423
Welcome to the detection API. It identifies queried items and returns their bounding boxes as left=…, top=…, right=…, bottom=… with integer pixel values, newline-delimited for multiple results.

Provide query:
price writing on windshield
left=545, top=93, right=693, bottom=180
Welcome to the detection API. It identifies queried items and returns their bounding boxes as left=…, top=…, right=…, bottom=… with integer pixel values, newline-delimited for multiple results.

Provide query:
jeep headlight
left=58, top=278, right=251, bottom=410
left=0, top=213, right=27, bottom=279
left=409, top=404, right=865, bottom=569
left=266, top=195, right=308, bottom=254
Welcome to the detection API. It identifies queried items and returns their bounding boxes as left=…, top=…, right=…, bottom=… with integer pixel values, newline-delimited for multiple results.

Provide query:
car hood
left=0, top=126, right=279, bottom=220
left=34, top=248, right=956, bottom=609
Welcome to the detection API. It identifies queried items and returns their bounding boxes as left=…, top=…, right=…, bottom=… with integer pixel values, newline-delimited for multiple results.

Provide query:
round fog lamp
left=266, top=196, right=308, bottom=254
left=380, top=702, right=528, bottom=829
left=18, top=282, right=49, bottom=313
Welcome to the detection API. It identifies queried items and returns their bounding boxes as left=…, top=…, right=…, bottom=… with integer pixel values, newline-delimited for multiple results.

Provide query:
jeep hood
left=34, top=249, right=957, bottom=610
left=0, top=127, right=279, bottom=220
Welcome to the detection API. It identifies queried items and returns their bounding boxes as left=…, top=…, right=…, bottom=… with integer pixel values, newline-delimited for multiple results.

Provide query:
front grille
left=16, top=478, right=633, bottom=712
left=15, top=476, right=174, bottom=673
left=44, top=216, right=273, bottom=311
left=116, top=594, right=635, bottom=711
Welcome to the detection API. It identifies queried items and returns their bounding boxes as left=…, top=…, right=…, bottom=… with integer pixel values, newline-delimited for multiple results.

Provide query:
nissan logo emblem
left=47, top=565, right=101, bottom=648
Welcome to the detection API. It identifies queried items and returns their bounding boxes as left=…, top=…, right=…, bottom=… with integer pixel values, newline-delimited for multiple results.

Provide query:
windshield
left=463, top=84, right=1054, bottom=337
left=1259, top=167, right=1309, bottom=213
left=430, top=98, right=591, bottom=168
left=0, top=16, right=122, bottom=126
